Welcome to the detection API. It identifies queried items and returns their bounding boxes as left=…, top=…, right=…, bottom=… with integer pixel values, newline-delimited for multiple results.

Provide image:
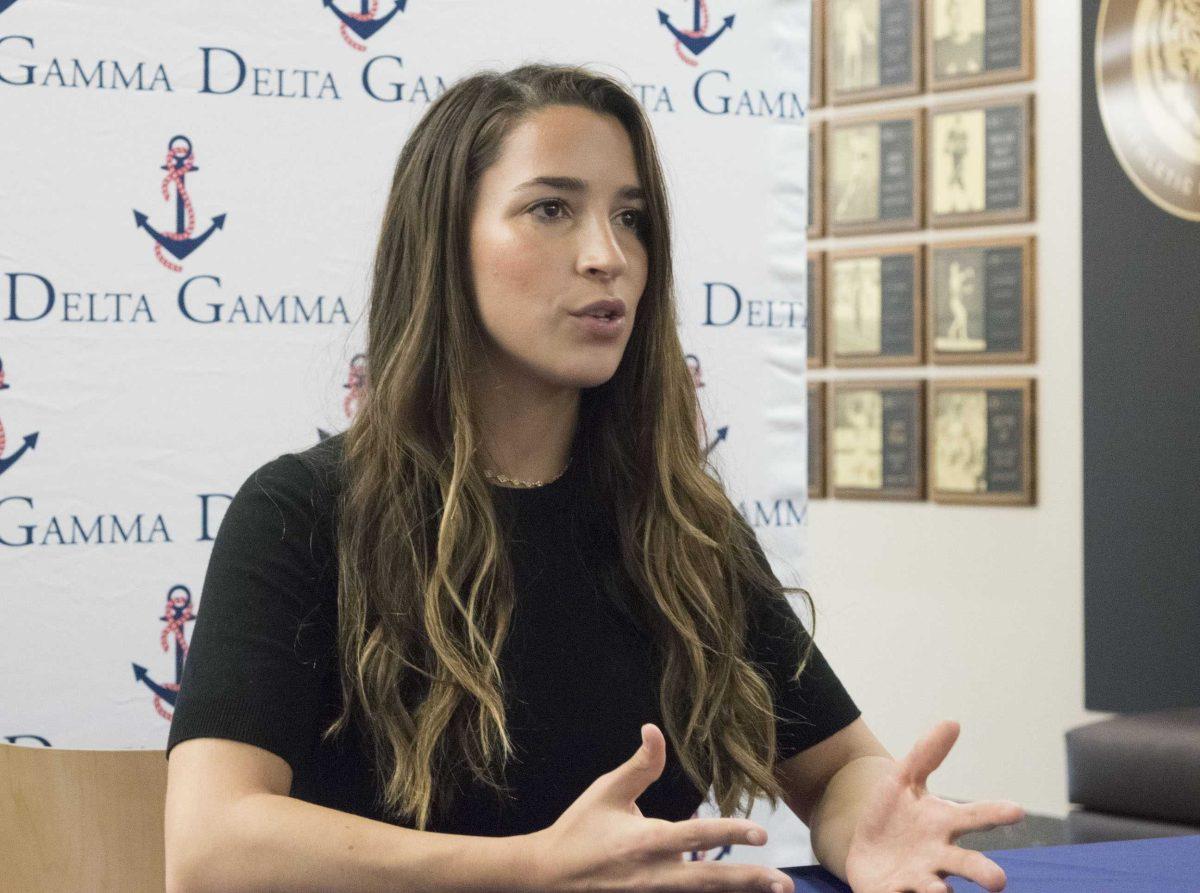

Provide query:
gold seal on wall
left=1097, top=0, right=1200, bottom=221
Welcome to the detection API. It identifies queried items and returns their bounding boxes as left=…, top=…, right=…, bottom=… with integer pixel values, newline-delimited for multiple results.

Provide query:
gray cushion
left=1065, top=707, right=1200, bottom=825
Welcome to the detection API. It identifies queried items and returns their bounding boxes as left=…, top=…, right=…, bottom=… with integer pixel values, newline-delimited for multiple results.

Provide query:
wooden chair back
left=0, top=743, right=167, bottom=892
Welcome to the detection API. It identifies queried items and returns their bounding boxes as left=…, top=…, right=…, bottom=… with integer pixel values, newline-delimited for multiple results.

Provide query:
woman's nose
left=576, top=215, right=629, bottom=277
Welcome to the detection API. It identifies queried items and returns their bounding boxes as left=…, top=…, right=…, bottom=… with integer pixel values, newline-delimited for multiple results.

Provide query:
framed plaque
left=927, top=0, right=1034, bottom=91
left=828, top=108, right=923, bottom=235
left=829, top=379, right=925, bottom=500
left=928, top=236, right=1035, bottom=364
left=928, top=94, right=1034, bottom=227
left=929, top=377, right=1036, bottom=505
left=810, top=0, right=826, bottom=109
left=808, top=381, right=827, bottom=498
left=827, top=0, right=922, bottom=105
left=808, top=251, right=826, bottom=368
left=828, top=245, right=923, bottom=367
left=1096, top=0, right=1200, bottom=223
left=808, top=121, right=825, bottom=239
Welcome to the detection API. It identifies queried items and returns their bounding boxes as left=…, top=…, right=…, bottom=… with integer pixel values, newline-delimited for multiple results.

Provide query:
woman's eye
left=531, top=199, right=568, bottom=220
left=530, top=200, right=647, bottom=235
left=619, top=209, right=648, bottom=232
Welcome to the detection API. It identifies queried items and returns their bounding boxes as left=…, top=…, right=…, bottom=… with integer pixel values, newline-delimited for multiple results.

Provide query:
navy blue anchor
left=132, top=136, right=226, bottom=263
left=703, top=425, right=728, bottom=458
left=323, top=0, right=407, bottom=41
left=658, top=0, right=735, bottom=56
left=686, top=353, right=728, bottom=458
left=131, top=585, right=195, bottom=716
left=0, top=357, right=39, bottom=479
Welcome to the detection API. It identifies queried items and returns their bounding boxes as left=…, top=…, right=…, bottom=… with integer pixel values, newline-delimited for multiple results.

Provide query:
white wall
left=802, top=1, right=1104, bottom=818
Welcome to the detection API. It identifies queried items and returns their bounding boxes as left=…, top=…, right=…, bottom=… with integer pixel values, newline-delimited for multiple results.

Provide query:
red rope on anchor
left=155, top=144, right=198, bottom=273
left=154, top=590, right=195, bottom=721
left=343, top=357, right=366, bottom=419
left=160, top=591, right=194, bottom=657
left=339, top=0, right=380, bottom=52
left=674, top=0, right=710, bottom=67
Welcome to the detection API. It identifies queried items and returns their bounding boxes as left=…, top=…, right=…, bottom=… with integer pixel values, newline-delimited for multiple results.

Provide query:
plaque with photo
left=811, top=0, right=826, bottom=109
left=808, top=121, right=825, bottom=239
left=929, top=377, right=1035, bottom=505
left=928, top=94, right=1034, bottom=227
left=808, top=381, right=827, bottom=498
left=829, top=379, right=925, bottom=500
left=827, top=0, right=922, bottom=105
left=828, top=245, right=923, bottom=367
left=928, top=236, right=1035, bottom=364
left=808, top=251, right=826, bottom=368
left=927, top=0, right=1034, bottom=92
left=828, top=108, right=923, bottom=235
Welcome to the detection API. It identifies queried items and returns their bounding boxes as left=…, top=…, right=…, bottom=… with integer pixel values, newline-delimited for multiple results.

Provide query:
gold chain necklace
left=482, top=455, right=572, bottom=489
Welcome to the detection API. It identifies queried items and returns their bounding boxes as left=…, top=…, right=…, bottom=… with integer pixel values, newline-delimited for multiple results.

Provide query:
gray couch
left=1064, top=707, right=1200, bottom=843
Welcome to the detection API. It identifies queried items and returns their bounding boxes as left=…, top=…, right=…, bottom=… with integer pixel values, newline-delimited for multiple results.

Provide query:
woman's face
left=468, top=104, right=650, bottom=392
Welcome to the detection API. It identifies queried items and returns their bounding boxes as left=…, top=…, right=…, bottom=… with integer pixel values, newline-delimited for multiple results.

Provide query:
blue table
left=782, top=834, right=1200, bottom=892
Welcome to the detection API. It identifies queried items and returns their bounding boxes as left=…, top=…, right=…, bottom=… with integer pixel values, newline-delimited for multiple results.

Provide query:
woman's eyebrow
left=513, top=175, right=645, bottom=201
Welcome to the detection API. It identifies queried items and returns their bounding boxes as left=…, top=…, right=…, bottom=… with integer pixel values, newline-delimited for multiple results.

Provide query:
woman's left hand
left=843, top=720, right=1026, bottom=893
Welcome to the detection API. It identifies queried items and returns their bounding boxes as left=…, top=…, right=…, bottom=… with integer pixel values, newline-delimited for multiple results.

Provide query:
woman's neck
left=471, top=363, right=580, bottom=485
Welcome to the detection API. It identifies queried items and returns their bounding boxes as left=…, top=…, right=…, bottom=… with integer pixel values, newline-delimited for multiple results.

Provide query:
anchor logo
left=318, top=352, right=366, bottom=442
left=131, top=585, right=196, bottom=722
left=0, top=355, right=41, bottom=480
left=686, top=353, right=729, bottom=457
left=704, top=424, right=729, bottom=457
left=658, top=0, right=736, bottom=65
left=343, top=352, right=367, bottom=419
left=323, top=0, right=409, bottom=51
left=132, top=135, right=227, bottom=273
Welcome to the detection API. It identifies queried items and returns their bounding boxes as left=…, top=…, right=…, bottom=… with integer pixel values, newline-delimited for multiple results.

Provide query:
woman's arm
left=165, top=737, right=540, bottom=893
left=168, top=791, right=538, bottom=893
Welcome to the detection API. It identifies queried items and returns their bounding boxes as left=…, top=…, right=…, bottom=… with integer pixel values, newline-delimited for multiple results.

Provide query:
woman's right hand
left=524, top=723, right=796, bottom=893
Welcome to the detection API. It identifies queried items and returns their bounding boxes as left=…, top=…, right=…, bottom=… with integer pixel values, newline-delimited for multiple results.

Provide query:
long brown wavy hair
left=321, top=62, right=818, bottom=831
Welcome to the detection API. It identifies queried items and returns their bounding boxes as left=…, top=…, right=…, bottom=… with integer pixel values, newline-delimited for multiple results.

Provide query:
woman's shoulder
left=222, top=434, right=345, bottom=550
left=231, top=434, right=343, bottom=500
left=287, top=431, right=346, bottom=498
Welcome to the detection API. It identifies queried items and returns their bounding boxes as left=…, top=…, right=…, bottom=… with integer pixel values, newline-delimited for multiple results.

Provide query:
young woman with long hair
left=164, top=62, right=1023, bottom=893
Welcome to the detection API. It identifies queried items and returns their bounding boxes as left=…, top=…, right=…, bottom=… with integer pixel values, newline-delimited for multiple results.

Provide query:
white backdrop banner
left=0, top=0, right=814, bottom=867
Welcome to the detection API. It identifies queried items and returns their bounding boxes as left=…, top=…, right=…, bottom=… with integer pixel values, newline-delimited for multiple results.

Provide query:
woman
left=164, top=63, right=1022, bottom=893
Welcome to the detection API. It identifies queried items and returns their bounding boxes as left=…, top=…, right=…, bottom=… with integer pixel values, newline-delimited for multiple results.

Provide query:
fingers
left=940, top=847, right=1008, bottom=893
left=641, top=816, right=770, bottom=859
left=667, top=858, right=795, bottom=893
left=900, top=720, right=960, bottom=788
left=600, top=722, right=667, bottom=805
left=950, top=799, right=1026, bottom=838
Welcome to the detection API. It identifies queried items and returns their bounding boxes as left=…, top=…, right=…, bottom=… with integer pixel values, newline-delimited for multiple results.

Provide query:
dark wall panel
left=1082, top=0, right=1200, bottom=711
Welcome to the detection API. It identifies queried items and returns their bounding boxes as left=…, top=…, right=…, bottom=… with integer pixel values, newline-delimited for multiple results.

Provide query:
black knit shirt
left=165, top=433, right=861, bottom=836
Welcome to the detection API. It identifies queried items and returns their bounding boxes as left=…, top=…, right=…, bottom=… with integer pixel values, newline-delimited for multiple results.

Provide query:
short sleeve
left=741, top=530, right=862, bottom=763
left=165, top=453, right=336, bottom=774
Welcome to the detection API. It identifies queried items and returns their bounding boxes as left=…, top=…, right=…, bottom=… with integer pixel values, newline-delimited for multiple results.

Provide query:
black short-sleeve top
left=165, top=433, right=861, bottom=835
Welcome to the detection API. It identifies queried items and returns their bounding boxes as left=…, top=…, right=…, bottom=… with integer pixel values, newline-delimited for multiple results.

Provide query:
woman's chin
left=555, top=359, right=622, bottom=391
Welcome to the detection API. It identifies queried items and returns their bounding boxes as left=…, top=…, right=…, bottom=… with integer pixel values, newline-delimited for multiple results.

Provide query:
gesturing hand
left=527, top=722, right=796, bottom=893
left=844, top=721, right=1025, bottom=893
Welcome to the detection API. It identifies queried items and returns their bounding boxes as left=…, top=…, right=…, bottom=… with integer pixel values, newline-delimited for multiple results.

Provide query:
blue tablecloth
left=782, top=834, right=1200, bottom=892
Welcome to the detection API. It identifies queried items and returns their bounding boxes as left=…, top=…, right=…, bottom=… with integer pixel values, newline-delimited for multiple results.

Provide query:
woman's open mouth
left=571, top=310, right=626, bottom=337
